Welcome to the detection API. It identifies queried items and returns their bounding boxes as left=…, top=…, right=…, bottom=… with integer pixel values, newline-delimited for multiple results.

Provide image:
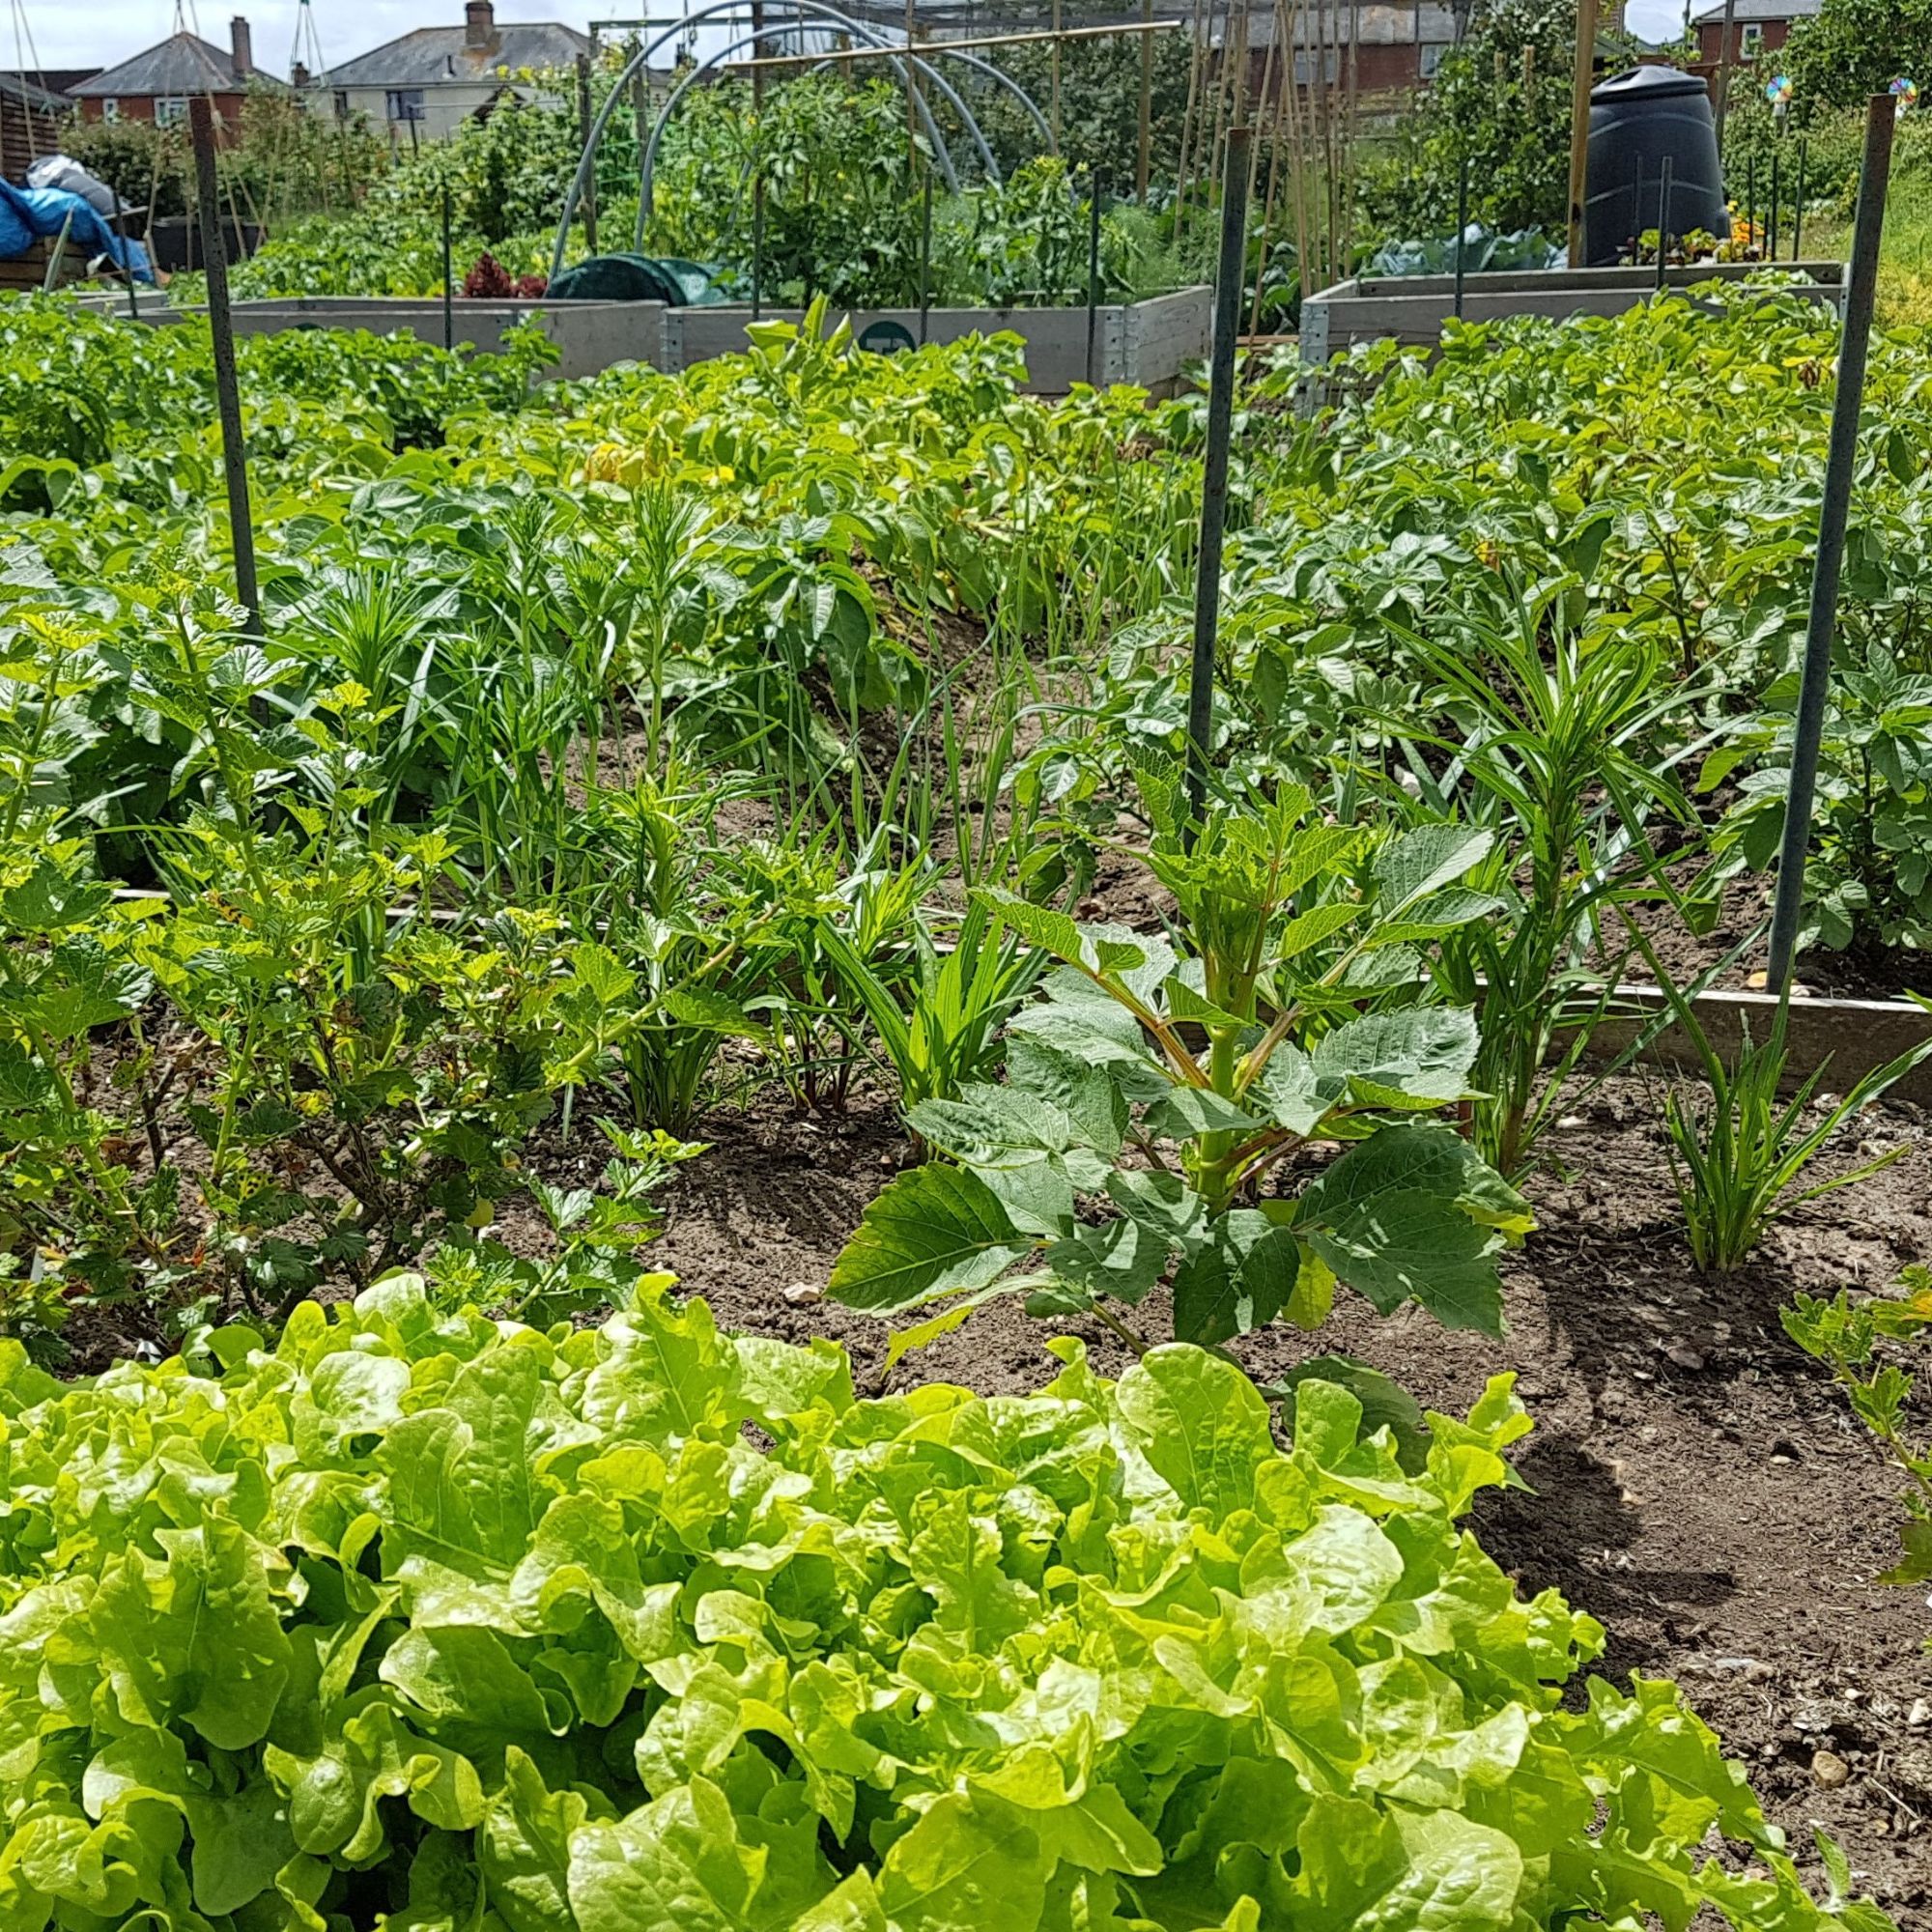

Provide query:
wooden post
left=1712, top=0, right=1738, bottom=155
left=576, top=53, right=598, bottom=255
left=1566, top=0, right=1601, bottom=268
left=1138, top=0, right=1153, bottom=198
left=188, top=98, right=261, bottom=639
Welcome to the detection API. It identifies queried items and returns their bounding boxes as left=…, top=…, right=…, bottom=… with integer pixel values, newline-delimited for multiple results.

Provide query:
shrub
left=0, top=1275, right=1887, bottom=1930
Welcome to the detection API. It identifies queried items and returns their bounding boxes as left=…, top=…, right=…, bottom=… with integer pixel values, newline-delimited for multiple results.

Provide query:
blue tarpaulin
left=0, top=180, right=154, bottom=285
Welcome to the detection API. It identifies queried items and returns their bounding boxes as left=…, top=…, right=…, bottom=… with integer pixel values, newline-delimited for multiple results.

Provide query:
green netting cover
left=546, top=254, right=724, bottom=305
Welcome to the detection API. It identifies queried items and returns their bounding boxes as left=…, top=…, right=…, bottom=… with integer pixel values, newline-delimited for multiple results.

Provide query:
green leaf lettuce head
left=0, top=1276, right=1887, bottom=1931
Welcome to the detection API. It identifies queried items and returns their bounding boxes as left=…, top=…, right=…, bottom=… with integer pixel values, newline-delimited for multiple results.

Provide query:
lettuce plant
left=0, top=1276, right=1885, bottom=1931
left=831, top=777, right=1531, bottom=1350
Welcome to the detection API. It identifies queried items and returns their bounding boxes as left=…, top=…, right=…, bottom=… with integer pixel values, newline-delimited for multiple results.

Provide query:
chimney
left=230, top=14, right=253, bottom=78
left=465, top=0, right=495, bottom=49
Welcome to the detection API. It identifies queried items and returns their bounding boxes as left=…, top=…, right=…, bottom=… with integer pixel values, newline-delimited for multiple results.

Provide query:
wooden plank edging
left=1577, top=981, right=1932, bottom=1104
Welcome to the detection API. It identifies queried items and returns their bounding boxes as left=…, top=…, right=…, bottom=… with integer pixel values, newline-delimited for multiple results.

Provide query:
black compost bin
left=1584, top=64, right=1729, bottom=267
left=145, top=214, right=262, bottom=273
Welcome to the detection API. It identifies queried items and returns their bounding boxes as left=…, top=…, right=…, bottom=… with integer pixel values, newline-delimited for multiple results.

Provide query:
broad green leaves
left=0, top=1290, right=1881, bottom=1932
left=828, top=1164, right=1033, bottom=1314
left=833, top=792, right=1527, bottom=1348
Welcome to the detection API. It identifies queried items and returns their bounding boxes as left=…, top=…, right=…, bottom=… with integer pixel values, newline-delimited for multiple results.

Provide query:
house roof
left=1690, top=0, right=1820, bottom=23
left=324, top=21, right=591, bottom=90
left=71, top=32, right=286, bottom=98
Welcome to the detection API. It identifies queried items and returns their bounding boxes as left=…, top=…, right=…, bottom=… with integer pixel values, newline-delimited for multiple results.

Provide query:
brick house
left=1689, top=0, right=1822, bottom=83
left=71, top=17, right=285, bottom=139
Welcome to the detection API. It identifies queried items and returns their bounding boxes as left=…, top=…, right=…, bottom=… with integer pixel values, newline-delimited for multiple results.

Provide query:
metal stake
left=1747, top=151, right=1756, bottom=253
left=1794, top=137, right=1807, bottom=259
left=40, top=209, right=74, bottom=293
left=751, top=165, right=765, bottom=320
left=1184, top=125, right=1251, bottom=838
left=1769, top=147, right=1780, bottom=262
left=440, top=184, right=454, bottom=352
left=918, top=163, right=933, bottom=345
left=1766, top=97, right=1897, bottom=991
left=1453, top=152, right=1470, bottom=318
left=1630, top=154, right=1643, bottom=264
left=189, top=98, right=261, bottom=639
left=1084, top=173, right=1102, bottom=384
left=1655, top=156, right=1672, bottom=293
left=111, top=189, right=141, bottom=320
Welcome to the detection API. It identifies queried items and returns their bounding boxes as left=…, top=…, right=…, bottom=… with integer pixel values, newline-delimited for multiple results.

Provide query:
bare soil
left=621, top=1074, right=1932, bottom=1926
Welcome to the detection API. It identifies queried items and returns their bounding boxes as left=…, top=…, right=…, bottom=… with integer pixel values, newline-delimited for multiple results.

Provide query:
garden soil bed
left=612, top=1074, right=1932, bottom=1925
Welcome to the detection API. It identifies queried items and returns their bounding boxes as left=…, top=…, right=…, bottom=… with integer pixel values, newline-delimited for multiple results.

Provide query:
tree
left=1787, top=0, right=1932, bottom=110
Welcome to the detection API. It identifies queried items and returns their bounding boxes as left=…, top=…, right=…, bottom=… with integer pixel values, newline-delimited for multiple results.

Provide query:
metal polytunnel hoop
left=551, top=0, right=1013, bottom=282
left=633, top=8, right=998, bottom=247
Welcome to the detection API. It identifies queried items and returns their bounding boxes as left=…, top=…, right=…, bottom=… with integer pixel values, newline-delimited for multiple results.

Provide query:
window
left=99, top=98, right=119, bottom=122
left=1419, top=41, right=1453, bottom=79
left=385, top=88, right=425, bottom=122
left=153, top=96, right=189, bottom=128
left=1293, top=48, right=1341, bottom=84
left=1740, top=21, right=1764, bottom=57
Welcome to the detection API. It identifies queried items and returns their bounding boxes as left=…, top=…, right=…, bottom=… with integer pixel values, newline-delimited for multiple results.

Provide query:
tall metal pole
left=440, top=184, right=454, bottom=351
left=1184, top=124, right=1251, bottom=836
left=1747, top=150, right=1756, bottom=252
left=1566, top=0, right=1601, bottom=267
left=1768, top=145, right=1780, bottom=261
left=1766, top=98, right=1896, bottom=991
left=189, top=99, right=261, bottom=639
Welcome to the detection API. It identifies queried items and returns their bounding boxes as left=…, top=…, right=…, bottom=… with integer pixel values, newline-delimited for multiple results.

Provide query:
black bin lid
left=1591, top=63, right=1712, bottom=103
